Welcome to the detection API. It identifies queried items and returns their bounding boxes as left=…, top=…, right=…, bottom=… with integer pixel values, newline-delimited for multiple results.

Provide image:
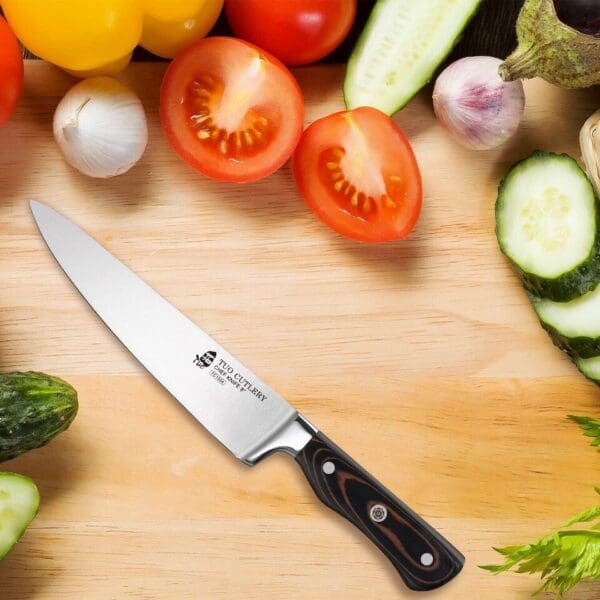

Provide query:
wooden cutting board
left=1, top=61, right=599, bottom=599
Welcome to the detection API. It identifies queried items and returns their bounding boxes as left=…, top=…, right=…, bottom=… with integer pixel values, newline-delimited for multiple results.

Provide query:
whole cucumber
left=0, top=372, right=78, bottom=462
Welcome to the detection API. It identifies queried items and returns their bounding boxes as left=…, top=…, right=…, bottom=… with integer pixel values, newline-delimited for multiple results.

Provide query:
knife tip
left=29, top=200, right=49, bottom=222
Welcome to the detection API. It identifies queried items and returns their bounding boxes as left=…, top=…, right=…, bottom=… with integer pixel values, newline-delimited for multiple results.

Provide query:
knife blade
left=31, top=200, right=464, bottom=591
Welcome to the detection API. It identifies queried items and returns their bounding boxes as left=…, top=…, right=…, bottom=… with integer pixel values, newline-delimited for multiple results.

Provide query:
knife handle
left=294, top=429, right=464, bottom=591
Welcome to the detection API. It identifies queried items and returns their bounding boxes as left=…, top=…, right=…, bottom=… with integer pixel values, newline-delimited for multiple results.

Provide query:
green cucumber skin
left=505, top=228, right=600, bottom=302
left=496, top=150, right=600, bottom=302
left=0, top=472, right=40, bottom=561
left=343, top=0, right=484, bottom=114
left=0, top=372, right=78, bottom=462
left=534, top=311, right=600, bottom=382
left=573, top=358, right=600, bottom=387
left=533, top=313, right=600, bottom=359
left=574, top=363, right=600, bottom=387
left=579, top=373, right=600, bottom=387
left=516, top=262, right=600, bottom=302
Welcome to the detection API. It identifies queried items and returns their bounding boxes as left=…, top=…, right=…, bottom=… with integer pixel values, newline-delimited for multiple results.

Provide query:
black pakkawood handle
left=295, top=430, right=464, bottom=591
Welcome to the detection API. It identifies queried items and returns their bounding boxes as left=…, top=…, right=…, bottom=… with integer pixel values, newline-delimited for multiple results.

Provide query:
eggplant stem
left=499, top=45, right=540, bottom=81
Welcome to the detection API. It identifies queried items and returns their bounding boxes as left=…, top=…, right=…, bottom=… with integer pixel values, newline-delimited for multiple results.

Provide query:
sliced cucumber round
left=344, top=0, right=483, bottom=115
left=531, top=282, right=600, bottom=358
left=575, top=355, right=600, bottom=385
left=0, top=472, right=39, bottom=561
left=496, top=151, right=600, bottom=302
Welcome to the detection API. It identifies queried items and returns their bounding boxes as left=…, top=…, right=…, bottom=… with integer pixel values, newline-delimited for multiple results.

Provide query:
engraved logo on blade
left=195, top=351, right=268, bottom=402
left=193, top=351, right=216, bottom=369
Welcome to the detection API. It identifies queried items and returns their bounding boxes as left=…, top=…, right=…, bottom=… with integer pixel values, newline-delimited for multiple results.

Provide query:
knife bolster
left=243, top=414, right=317, bottom=465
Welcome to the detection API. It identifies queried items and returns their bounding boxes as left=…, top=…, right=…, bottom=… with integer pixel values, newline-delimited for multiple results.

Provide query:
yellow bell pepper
left=1, top=0, right=223, bottom=77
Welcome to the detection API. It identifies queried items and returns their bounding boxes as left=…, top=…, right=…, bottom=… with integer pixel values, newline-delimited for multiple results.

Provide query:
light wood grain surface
left=1, top=61, right=600, bottom=599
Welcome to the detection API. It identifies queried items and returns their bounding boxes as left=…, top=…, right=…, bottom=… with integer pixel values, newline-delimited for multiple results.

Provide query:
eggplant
left=448, top=0, right=524, bottom=62
left=554, top=0, right=600, bottom=38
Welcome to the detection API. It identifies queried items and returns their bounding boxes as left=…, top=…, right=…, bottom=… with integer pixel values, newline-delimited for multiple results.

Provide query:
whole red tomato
left=0, top=15, right=23, bottom=126
left=225, top=0, right=356, bottom=66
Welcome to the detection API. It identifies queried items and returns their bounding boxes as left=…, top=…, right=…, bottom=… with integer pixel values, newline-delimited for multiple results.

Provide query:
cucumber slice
left=531, top=282, right=600, bottom=358
left=344, top=0, right=483, bottom=114
left=575, top=355, right=600, bottom=385
left=496, top=151, right=600, bottom=302
left=0, top=473, right=39, bottom=560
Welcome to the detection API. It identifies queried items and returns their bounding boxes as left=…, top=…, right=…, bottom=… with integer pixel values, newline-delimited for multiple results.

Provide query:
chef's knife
left=30, top=200, right=463, bottom=591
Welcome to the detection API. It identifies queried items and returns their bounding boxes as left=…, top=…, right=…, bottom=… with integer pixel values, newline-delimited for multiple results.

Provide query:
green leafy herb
left=481, top=416, right=600, bottom=597
left=569, top=415, right=600, bottom=450
left=481, top=488, right=600, bottom=598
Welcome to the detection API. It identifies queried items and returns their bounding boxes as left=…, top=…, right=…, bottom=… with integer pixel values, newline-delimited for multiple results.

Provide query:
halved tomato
left=293, top=107, right=422, bottom=243
left=160, top=36, right=304, bottom=183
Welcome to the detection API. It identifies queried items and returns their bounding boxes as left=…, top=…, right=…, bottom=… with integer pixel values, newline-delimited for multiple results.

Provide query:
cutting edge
left=29, top=200, right=313, bottom=464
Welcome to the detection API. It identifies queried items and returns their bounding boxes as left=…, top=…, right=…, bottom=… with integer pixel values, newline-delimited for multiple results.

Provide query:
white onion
left=53, top=77, right=148, bottom=178
left=433, top=56, right=525, bottom=150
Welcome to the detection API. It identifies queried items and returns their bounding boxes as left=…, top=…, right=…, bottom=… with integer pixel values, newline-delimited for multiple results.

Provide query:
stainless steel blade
left=30, top=200, right=298, bottom=462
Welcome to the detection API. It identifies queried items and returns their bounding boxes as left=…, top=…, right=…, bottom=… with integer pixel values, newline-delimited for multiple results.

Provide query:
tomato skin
left=293, top=107, right=422, bottom=243
left=224, top=0, right=356, bottom=66
left=160, top=37, right=304, bottom=183
left=0, top=16, right=23, bottom=127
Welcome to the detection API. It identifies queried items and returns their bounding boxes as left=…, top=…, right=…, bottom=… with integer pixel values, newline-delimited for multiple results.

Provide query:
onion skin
left=433, top=57, right=525, bottom=150
left=500, top=0, right=600, bottom=88
left=53, top=77, right=148, bottom=179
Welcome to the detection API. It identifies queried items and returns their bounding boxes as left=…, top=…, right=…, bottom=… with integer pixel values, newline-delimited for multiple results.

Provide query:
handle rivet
left=322, top=461, right=335, bottom=475
left=420, top=552, right=434, bottom=567
left=369, top=504, right=388, bottom=523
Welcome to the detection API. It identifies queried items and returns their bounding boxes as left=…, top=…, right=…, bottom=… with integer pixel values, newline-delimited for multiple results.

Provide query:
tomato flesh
left=293, top=107, right=422, bottom=243
left=0, top=16, right=23, bottom=127
left=160, top=37, right=304, bottom=183
left=225, top=0, right=356, bottom=66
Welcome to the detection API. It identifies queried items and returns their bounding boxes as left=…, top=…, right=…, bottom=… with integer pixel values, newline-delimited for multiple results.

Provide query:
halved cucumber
left=496, top=151, right=600, bottom=302
left=531, top=282, right=600, bottom=358
left=344, top=0, right=482, bottom=114
left=575, top=355, right=600, bottom=385
left=0, top=473, right=39, bottom=560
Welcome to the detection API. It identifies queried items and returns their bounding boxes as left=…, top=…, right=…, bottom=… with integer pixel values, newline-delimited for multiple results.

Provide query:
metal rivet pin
left=322, top=461, right=335, bottom=475
left=420, top=552, right=434, bottom=567
left=369, top=504, right=388, bottom=523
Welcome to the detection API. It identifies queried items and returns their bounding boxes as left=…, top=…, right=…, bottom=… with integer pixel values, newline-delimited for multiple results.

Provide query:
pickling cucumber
left=0, top=472, right=39, bottom=560
left=344, top=0, right=483, bottom=114
left=496, top=151, right=600, bottom=302
left=531, top=283, right=600, bottom=358
left=0, top=372, right=78, bottom=462
left=575, top=355, right=600, bottom=385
